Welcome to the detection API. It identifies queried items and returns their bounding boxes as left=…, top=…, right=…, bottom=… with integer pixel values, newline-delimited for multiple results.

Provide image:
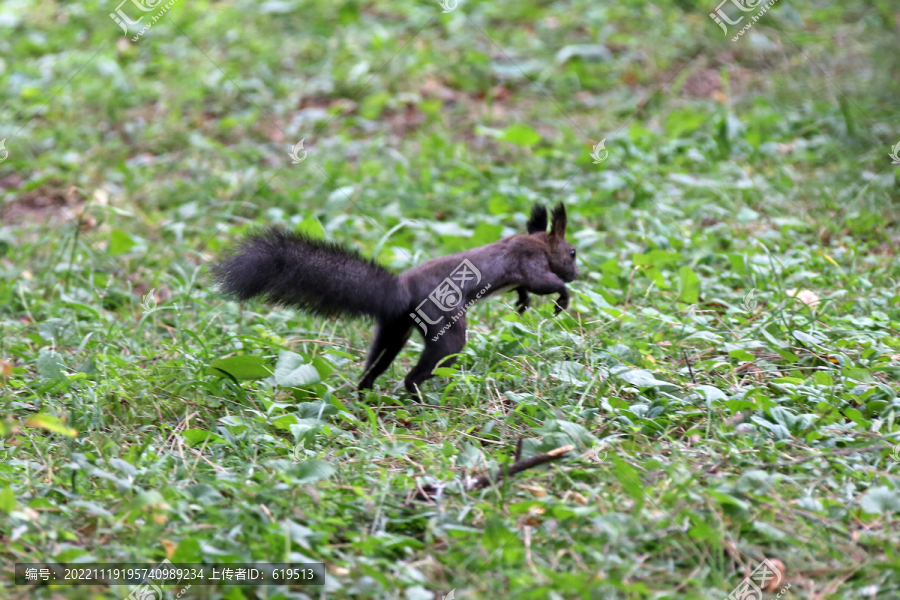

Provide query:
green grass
left=2, top=0, right=900, bottom=598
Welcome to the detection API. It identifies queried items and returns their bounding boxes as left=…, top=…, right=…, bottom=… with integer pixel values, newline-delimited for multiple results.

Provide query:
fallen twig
left=414, top=444, right=574, bottom=502
left=682, top=350, right=696, bottom=384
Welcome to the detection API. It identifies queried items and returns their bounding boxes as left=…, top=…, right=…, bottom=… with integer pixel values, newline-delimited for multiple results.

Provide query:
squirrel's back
left=211, top=229, right=410, bottom=321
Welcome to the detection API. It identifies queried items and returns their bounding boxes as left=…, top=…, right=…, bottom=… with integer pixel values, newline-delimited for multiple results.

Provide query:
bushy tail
left=211, top=229, right=409, bottom=321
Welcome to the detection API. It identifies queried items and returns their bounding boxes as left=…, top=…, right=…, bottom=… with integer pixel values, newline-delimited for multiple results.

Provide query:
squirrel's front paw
left=516, top=298, right=530, bottom=315
left=516, top=289, right=530, bottom=315
left=554, top=293, right=569, bottom=315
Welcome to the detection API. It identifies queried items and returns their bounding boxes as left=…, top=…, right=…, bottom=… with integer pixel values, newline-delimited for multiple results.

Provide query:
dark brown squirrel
left=211, top=202, right=578, bottom=398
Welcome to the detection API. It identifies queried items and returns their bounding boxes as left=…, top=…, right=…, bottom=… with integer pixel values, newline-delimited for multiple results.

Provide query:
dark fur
left=212, top=203, right=578, bottom=398
left=211, top=229, right=410, bottom=321
left=526, top=204, right=548, bottom=234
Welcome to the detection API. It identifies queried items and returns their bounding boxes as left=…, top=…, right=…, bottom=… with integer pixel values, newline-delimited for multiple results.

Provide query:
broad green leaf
left=181, top=429, right=227, bottom=446
left=472, top=222, right=503, bottom=245
left=729, top=349, right=755, bottom=362
left=0, top=487, right=15, bottom=512
left=382, top=441, right=411, bottom=457
left=694, top=385, right=727, bottom=404
left=813, top=372, right=834, bottom=386
left=481, top=517, right=508, bottom=551
left=271, top=414, right=299, bottom=430
left=129, top=490, right=167, bottom=510
left=612, top=366, right=675, bottom=389
left=792, top=330, right=826, bottom=346
left=71, top=500, right=114, bottom=519
left=481, top=517, right=522, bottom=562
left=26, top=414, right=77, bottom=437
left=360, top=91, right=390, bottom=120
left=185, top=484, right=224, bottom=506
left=296, top=401, right=338, bottom=419
left=773, top=348, right=800, bottom=362
left=291, top=459, right=335, bottom=483
left=600, top=258, right=622, bottom=275
left=455, top=442, right=484, bottom=468
left=860, top=486, right=900, bottom=514
left=108, top=229, right=136, bottom=255
left=842, top=367, right=873, bottom=382
left=842, top=408, right=869, bottom=427
left=685, top=331, right=722, bottom=343
left=752, top=521, right=787, bottom=540
left=500, top=124, right=541, bottom=147
left=736, top=469, right=778, bottom=493
left=688, top=519, right=718, bottom=542
left=37, top=349, right=66, bottom=380
left=665, top=107, right=706, bottom=138
left=725, top=399, right=756, bottom=413
left=274, top=350, right=321, bottom=387
left=708, top=490, right=750, bottom=511
left=554, top=420, right=598, bottom=447
left=29, top=498, right=55, bottom=510
left=171, top=538, right=203, bottom=563
left=728, top=254, right=748, bottom=276
left=108, top=458, right=138, bottom=477
left=548, top=361, right=587, bottom=386
left=54, top=548, right=90, bottom=562
left=311, top=356, right=334, bottom=378
left=296, top=217, right=325, bottom=239
left=206, top=355, right=272, bottom=380
left=678, top=266, right=700, bottom=303
left=432, top=367, right=457, bottom=377
left=611, top=454, right=644, bottom=511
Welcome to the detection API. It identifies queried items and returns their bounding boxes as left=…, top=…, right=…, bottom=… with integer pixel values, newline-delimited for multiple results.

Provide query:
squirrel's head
left=527, top=203, right=578, bottom=283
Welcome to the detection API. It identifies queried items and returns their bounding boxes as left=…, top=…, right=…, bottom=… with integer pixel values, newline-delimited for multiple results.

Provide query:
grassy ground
left=2, top=0, right=900, bottom=598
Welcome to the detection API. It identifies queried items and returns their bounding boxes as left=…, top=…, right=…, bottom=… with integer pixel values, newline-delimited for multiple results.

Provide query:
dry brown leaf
left=765, top=558, right=787, bottom=592
left=514, top=483, right=546, bottom=497
left=568, top=491, right=588, bottom=505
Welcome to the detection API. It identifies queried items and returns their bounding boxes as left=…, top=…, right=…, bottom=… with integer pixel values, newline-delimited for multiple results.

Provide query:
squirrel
left=211, top=202, right=578, bottom=398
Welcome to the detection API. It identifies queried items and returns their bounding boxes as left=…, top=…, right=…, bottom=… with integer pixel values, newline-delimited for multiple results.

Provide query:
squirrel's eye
left=570, top=249, right=576, bottom=257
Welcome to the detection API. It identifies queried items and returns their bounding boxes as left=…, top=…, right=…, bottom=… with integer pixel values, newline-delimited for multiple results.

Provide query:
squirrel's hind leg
left=359, top=319, right=412, bottom=396
left=404, top=316, right=467, bottom=399
left=516, top=287, right=531, bottom=314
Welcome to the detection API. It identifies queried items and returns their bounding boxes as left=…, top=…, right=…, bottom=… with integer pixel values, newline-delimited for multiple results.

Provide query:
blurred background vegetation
left=1, top=0, right=900, bottom=598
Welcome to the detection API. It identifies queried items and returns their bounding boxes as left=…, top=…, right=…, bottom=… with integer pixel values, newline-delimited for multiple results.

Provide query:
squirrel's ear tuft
left=527, top=203, right=548, bottom=234
left=550, top=203, right=567, bottom=238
